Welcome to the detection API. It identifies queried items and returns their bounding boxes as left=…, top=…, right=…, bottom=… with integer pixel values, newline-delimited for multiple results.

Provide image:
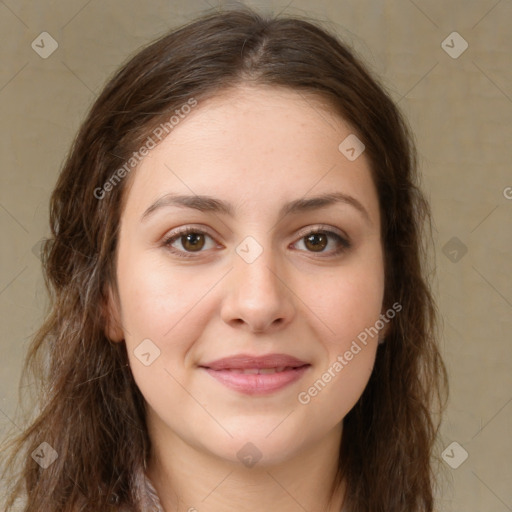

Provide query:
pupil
left=184, top=233, right=204, bottom=251
left=306, top=233, right=326, bottom=252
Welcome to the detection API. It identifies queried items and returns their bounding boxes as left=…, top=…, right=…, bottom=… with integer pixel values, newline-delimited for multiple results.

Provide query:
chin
left=204, top=430, right=308, bottom=469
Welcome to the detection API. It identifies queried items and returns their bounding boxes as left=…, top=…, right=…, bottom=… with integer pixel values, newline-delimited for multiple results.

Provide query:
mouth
left=199, top=364, right=311, bottom=395
left=207, top=365, right=309, bottom=374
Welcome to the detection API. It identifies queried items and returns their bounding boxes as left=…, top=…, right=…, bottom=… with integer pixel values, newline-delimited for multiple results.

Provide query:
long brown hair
left=1, top=6, right=449, bottom=511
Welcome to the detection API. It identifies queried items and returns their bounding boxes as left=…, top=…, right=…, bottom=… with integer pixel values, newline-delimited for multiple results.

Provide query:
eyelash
left=162, top=225, right=351, bottom=259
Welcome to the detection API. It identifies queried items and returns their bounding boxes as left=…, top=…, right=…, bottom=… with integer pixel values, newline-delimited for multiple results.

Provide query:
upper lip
left=199, top=353, right=310, bottom=370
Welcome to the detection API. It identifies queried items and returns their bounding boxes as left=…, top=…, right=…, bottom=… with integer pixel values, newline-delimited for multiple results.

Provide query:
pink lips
left=199, top=353, right=311, bottom=395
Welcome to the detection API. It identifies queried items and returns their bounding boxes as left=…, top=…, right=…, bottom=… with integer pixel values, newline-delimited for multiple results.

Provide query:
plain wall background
left=1, top=1, right=511, bottom=510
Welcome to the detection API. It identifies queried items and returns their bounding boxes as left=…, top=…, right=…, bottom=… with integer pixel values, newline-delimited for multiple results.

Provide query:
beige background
left=1, top=1, right=511, bottom=510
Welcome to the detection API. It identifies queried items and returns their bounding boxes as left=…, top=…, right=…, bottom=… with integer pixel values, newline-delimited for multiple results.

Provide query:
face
left=106, top=84, right=387, bottom=467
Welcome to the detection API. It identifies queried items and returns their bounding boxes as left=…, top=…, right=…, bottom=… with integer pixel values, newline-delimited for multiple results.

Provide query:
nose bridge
left=220, top=233, right=295, bottom=331
left=234, top=234, right=283, bottom=299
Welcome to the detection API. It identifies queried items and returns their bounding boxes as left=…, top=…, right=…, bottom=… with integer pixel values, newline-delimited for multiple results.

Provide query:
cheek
left=117, top=247, right=213, bottom=333
left=297, top=257, right=383, bottom=412
left=308, top=258, right=385, bottom=345
left=296, top=274, right=382, bottom=419
left=116, top=252, right=215, bottom=415
left=116, top=249, right=220, bottom=382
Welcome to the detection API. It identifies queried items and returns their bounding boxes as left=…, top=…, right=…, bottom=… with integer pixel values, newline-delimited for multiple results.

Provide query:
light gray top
left=143, top=473, right=165, bottom=511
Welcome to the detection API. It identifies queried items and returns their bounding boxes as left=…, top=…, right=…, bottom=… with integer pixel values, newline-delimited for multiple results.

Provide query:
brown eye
left=181, top=232, right=206, bottom=252
left=163, top=228, right=217, bottom=258
left=304, top=233, right=328, bottom=252
left=293, top=229, right=351, bottom=256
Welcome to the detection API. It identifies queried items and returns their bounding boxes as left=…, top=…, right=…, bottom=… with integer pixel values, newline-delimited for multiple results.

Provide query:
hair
left=1, top=6, right=449, bottom=512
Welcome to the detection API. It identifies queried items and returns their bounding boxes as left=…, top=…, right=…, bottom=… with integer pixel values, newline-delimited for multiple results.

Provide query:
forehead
left=120, top=84, right=380, bottom=225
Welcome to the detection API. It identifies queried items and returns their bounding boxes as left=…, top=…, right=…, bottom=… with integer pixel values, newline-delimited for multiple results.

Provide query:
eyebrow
left=140, top=191, right=372, bottom=225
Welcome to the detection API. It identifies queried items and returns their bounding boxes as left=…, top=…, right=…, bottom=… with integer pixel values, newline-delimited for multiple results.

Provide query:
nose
left=220, top=241, right=296, bottom=333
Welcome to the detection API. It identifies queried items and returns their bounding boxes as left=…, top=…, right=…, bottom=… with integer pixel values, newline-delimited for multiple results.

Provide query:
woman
left=1, top=7, right=449, bottom=512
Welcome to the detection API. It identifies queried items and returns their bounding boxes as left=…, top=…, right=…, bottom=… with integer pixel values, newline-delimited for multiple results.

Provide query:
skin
left=106, top=84, right=389, bottom=512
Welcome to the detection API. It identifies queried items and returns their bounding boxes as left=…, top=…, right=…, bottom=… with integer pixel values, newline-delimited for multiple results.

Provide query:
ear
left=378, top=308, right=392, bottom=340
left=379, top=320, right=391, bottom=339
left=103, top=284, right=124, bottom=342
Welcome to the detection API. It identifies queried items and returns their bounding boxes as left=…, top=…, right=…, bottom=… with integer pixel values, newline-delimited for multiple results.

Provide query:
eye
left=163, top=227, right=218, bottom=258
left=292, top=227, right=351, bottom=257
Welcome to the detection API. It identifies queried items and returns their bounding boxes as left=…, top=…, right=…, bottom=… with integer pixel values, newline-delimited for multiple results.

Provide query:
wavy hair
left=1, top=6, right=449, bottom=511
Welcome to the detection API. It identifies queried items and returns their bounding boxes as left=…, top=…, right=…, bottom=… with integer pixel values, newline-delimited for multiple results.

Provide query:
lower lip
left=201, top=365, right=310, bottom=395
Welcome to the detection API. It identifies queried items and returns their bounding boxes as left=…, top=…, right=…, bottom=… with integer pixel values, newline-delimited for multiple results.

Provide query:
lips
left=199, top=353, right=309, bottom=371
left=219, top=366, right=298, bottom=374
left=198, top=353, right=311, bottom=395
